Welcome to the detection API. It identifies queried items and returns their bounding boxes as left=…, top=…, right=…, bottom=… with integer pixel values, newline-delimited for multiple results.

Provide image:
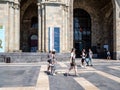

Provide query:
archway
left=73, top=0, right=114, bottom=58
left=73, top=8, right=91, bottom=57
left=20, top=1, right=38, bottom=52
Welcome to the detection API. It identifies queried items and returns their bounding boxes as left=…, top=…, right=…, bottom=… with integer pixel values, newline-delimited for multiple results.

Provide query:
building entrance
left=73, top=8, right=91, bottom=57
left=20, top=1, right=38, bottom=52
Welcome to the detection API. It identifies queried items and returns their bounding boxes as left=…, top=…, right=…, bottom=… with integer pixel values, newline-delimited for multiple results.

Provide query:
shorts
left=82, top=58, right=85, bottom=63
left=70, top=62, right=76, bottom=66
left=51, top=65, right=56, bottom=71
left=47, top=59, right=52, bottom=63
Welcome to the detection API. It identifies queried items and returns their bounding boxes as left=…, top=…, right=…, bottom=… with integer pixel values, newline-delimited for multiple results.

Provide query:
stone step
left=0, top=53, right=70, bottom=63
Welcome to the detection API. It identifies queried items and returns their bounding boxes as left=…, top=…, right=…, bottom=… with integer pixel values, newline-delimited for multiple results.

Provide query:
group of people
left=47, top=48, right=93, bottom=76
left=47, top=49, right=57, bottom=75
left=66, top=48, right=93, bottom=76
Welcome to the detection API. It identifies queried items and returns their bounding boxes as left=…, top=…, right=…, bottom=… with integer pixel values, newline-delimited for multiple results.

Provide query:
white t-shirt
left=89, top=51, right=93, bottom=58
left=71, top=52, right=75, bottom=59
left=82, top=52, right=86, bottom=59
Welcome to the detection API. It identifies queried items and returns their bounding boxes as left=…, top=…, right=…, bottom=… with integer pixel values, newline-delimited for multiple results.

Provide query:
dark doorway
left=73, top=8, right=91, bottom=57
left=20, top=2, right=38, bottom=52
left=29, top=34, right=38, bottom=52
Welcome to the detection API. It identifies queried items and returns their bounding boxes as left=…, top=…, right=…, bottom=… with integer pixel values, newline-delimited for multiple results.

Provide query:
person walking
left=50, top=49, right=57, bottom=75
left=81, top=49, right=87, bottom=68
left=107, top=50, right=111, bottom=60
left=66, top=48, right=78, bottom=76
left=47, top=50, right=52, bottom=73
left=88, top=48, right=93, bottom=66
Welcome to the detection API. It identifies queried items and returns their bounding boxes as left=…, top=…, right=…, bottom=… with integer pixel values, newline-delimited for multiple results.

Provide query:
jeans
left=89, top=58, right=93, bottom=65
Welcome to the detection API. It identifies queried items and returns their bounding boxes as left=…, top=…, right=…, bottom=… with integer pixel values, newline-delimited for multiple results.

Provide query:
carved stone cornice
left=0, top=0, right=14, bottom=3
left=14, top=3, right=20, bottom=10
left=0, top=0, right=20, bottom=5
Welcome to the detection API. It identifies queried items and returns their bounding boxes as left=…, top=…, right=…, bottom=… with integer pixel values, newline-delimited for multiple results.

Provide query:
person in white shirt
left=66, top=48, right=78, bottom=76
left=88, top=48, right=93, bottom=66
left=107, top=50, right=111, bottom=60
left=50, top=49, right=57, bottom=75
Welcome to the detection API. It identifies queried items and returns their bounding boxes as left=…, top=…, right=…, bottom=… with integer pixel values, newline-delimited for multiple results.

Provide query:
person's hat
left=52, top=49, right=56, bottom=52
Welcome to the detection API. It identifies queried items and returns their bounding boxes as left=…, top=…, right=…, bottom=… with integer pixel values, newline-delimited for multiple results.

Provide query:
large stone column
left=70, top=0, right=74, bottom=50
left=67, top=2, right=71, bottom=52
left=14, top=1, right=20, bottom=51
left=38, top=1, right=46, bottom=52
left=38, top=3, right=42, bottom=52
left=113, top=0, right=120, bottom=59
left=5, top=2, right=10, bottom=52
left=62, top=5, right=65, bottom=52
left=65, top=6, right=69, bottom=52
left=41, top=4, right=45, bottom=52
left=9, top=2, right=15, bottom=52
left=62, top=0, right=71, bottom=52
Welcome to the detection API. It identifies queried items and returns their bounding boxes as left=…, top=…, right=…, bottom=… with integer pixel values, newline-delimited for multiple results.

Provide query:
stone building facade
left=0, top=0, right=120, bottom=59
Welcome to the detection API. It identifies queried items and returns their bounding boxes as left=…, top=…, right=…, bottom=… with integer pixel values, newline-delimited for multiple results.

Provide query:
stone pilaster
left=70, top=0, right=73, bottom=50
left=14, top=2, right=20, bottom=51
left=62, top=5, right=65, bottom=52
left=42, top=4, right=45, bottom=52
left=113, top=0, right=120, bottom=59
left=38, top=3, right=42, bottom=52
left=67, top=2, right=70, bottom=52
left=9, top=2, right=14, bottom=52
left=5, top=2, right=10, bottom=52
left=61, top=1, right=71, bottom=53
left=64, top=6, right=68, bottom=52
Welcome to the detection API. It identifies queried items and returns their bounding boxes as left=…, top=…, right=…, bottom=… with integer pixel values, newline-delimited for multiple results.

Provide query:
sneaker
left=65, top=73, right=70, bottom=76
left=81, top=65, right=84, bottom=67
left=64, top=73, right=67, bottom=76
left=90, top=65, right=93, bottom=66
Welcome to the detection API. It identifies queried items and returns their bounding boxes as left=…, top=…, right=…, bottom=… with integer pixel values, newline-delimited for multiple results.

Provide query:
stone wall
left=0, top=0, right=20, bottom=52
left=1, top=0, right=120, bottom=59
left=20, top=0, right=72, bottom=53
left=0, top=53, right=70, bottom=63
left=0, top=2, right=9, bottom=52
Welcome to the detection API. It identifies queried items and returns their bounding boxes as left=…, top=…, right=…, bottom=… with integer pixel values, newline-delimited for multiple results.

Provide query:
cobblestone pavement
left=0, top=59, right=119, bottom=90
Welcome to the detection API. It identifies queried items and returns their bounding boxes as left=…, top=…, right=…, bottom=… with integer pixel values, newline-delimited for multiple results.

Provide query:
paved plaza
left=0, top=59, right=119, bottom=90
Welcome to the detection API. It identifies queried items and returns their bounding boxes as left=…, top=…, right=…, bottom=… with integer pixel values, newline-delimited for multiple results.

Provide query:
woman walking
left=81, top=49, right=86, bottom=68
left=88, top=48, right=93, bottom=66
left=66, top=48, right=78, bottom=76
left=47, top=50, right=52, bottom=73
left=50, top=49, right=57, bottom=75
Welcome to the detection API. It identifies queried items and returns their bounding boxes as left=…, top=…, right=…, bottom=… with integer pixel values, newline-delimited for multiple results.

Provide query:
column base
left=37, top=50, right=43, bottom=52
left=113, top=51, right=120, bottom=60
left=13, top=50, right=22, bottom=52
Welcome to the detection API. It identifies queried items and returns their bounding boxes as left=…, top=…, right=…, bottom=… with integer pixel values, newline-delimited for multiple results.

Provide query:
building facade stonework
left=0, top=0, right=120, bottom=60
